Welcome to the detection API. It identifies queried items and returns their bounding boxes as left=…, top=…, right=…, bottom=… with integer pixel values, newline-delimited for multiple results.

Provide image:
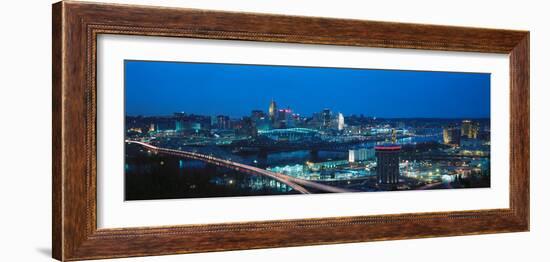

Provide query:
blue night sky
left=125, top=60, right=490, bottom=118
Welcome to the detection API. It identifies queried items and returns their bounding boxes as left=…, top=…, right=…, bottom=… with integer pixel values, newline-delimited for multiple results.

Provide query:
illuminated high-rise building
left=443, top=125, right=461, bottom=146
left=461, top=120, right=479, bottom=139
left=375, top=145, right=401, bottom=184
left=337, top=113, right=345, bottom=131
left=174, top=112, right=185, bottom=132
left=276, top=108, right=293, bottom=128
left=461, top=120, right=471, bottom=137
left=175, top=120, right=184, bottom=132
left=470, top=123, right=479, bottom=138
left=268, top=99, right=277, bottom=121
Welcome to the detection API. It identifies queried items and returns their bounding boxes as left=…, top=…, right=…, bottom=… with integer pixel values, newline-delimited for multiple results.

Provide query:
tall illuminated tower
left=443, top=125, right=461, bottom=146
left=268, top=99, right=277, bottom=121
left=337, top=113, right=345, bottom=131
left=461, top=120, right=479, bottom=138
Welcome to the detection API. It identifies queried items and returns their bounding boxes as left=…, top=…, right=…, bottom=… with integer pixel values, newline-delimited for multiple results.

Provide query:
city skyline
left=125, top=104, right=492, bottom=120
left=124, top=60, right=491, bottom=200
left=125, top=60, right=490, bottom=118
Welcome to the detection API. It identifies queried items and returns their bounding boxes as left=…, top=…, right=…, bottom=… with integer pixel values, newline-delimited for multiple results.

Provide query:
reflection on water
left=237, top=150, right=348, bottom=168
left=125, top=144, right=298, bottom=200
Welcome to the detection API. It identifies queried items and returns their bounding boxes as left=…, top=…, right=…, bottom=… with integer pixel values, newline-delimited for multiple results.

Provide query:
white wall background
left=0, top=0, right=546, bottom=261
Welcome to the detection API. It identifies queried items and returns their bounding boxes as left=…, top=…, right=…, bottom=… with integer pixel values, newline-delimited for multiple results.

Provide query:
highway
left=126, top=140, right=353, bottom=194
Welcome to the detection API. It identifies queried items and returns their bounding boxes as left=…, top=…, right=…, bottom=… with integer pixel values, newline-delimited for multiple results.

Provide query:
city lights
left=126, top=98, right=490, bottom=199
left=124, top=60, right=490, bottom=200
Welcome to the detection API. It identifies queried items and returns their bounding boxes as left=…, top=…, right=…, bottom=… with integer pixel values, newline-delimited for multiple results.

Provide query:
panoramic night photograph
left=124, top=60, right=491, bottom=201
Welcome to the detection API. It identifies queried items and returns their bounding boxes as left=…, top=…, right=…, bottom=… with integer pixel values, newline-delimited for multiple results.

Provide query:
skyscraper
left=268, top=99, right=277, bottom=121
left=337, top=113, right=345, bottom=131
left=322, top=108, right=332, bottom=129
left=174, top=112, right=185, bottom=132
left=276, top=108, right=293, bottom=128
left=443, top=125, right=461, bottom=146
left=375, top=145, right=401, bottom=184
left=461, top=120, right=479, bottom=139
left=175, top=120, right=184, bottom=132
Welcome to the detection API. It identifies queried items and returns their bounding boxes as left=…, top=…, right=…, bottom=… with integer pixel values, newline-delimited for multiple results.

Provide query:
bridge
left=126, top=140, right=353, bottom=194
left=230, top=134, right=415, bottom=154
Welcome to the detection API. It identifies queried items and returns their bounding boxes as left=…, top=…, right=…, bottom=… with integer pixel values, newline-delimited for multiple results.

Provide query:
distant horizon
left=125, top=60, right=491, bottom=118
left=125, top=113, right=490, bottom=120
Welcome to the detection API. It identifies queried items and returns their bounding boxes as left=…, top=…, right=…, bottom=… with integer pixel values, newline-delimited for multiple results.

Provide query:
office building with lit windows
left=268, top=99, right=277, bottom=121
left=338, top=113, right=345, bottom=131
left=461, top=120, right=479, bottom=139
left=349, top=148, right=375, bottom=162
left=375, top=145, right=401, bottom=184
left=443, top=125, right=461, bottom=146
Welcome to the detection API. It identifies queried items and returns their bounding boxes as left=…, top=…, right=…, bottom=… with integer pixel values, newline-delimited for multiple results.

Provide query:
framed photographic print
left=52, top=1, right=529, bottom=261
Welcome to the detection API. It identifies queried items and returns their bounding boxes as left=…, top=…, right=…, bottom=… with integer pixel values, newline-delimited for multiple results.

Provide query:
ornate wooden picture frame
left=52, top=1, right=529, bottom=261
